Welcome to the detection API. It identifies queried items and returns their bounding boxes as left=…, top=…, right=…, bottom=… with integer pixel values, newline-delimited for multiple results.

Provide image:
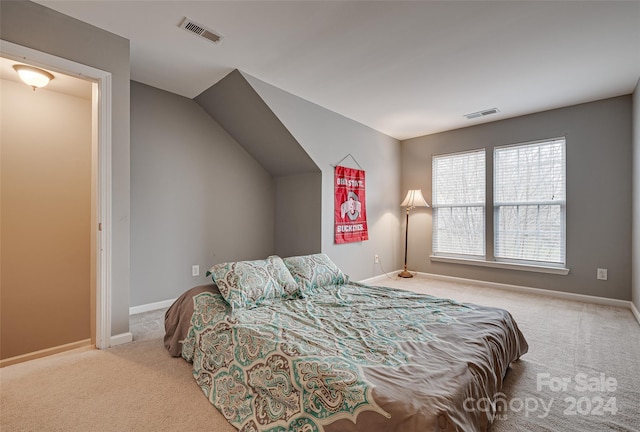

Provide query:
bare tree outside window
left=432, top=150, right=486, bottom=257
left=431, top=138, right=566, bottom=267
left=494, top=138, right=566, bottom=264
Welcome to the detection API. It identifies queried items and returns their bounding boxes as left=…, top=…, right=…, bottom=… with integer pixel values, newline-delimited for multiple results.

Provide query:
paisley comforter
left=165, top=282, right=528, bottom=432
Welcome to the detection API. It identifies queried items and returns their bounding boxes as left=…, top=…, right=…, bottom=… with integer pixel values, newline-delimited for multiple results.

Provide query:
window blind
left=432, top=150, right=485, bottom=257
left=494, top=138, right=566, bottom=264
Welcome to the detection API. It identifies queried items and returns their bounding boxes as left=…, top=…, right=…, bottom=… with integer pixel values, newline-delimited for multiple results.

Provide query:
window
left=432, top=150, right=485, bottom=257
left=494, top=138, right=566, bottom=265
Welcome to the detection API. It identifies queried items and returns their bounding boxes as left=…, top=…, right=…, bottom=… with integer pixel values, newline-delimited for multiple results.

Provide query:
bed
left=165, top=254, right=528, bottom=432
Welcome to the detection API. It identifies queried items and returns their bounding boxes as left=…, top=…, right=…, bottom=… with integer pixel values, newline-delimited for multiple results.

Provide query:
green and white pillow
left=283, top=253, right=348, bottom=296
left=207, top=256, right=299, bottom=310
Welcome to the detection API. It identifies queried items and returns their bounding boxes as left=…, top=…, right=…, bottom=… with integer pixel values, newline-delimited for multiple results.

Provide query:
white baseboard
left=110, top=332, right=133, bottom=347
left=359, top=273, right=398, bottom=285
left=631, top=301, right=640, bottom=325
left=415, top=271, right=640, bottom=325
left=129, top=298, right=176, bottom=315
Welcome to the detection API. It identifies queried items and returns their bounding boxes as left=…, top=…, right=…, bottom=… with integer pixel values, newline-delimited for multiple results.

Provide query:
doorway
left=0, top=41, right=112, bottom=366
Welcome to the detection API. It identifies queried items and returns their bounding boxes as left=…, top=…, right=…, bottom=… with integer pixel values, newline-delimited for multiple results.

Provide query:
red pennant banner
left=334, top=166, right=368, bottom=244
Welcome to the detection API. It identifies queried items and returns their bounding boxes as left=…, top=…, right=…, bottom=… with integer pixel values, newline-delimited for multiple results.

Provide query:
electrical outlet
left=192, top=265, right=200, bottom=277
left=374, top=254, right=380, bottom=264
left=597, top=268, right=607, bottom=280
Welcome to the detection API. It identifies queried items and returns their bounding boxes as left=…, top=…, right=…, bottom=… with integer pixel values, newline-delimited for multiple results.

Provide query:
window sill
left=429, top=255, right=570, bottom=275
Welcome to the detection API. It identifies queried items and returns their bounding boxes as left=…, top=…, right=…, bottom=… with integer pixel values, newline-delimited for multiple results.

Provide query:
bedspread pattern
left=183, top=284, right=465, bottom=430
left=181, top=283, right=526, bottom=432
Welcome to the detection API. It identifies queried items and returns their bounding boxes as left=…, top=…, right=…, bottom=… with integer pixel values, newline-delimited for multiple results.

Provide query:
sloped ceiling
left=195, top=69, right=319, bottom=177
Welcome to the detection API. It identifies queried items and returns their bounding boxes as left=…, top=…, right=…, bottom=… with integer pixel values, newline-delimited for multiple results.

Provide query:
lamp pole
left=399, top=206, right=413, bottom=278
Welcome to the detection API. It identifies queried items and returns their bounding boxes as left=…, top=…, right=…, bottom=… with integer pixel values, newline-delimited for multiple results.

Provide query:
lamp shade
left=13, top=64, right=54, bottom=90
left=401, top=189, right=429, bottom=208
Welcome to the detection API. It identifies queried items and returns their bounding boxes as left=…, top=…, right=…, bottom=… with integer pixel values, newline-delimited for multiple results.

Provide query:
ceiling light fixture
left=13, top=64, right=55, bottom=90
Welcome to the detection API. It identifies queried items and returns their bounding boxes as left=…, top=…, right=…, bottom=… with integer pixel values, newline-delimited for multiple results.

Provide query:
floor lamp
left=399, top=189, right=429, bottom=278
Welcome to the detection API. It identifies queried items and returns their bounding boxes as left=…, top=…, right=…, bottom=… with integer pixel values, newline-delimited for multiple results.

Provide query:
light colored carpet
left=380, top=276, right=640, bottom=432
left=1, top=276, right=638, bottom=432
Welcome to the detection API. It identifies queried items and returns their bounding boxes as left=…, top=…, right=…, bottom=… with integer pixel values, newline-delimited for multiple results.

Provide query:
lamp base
left=398, top=270, right=414, bottom=278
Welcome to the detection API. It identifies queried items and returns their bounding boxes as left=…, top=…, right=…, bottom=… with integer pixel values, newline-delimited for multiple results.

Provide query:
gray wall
left=195, top=70, right=323, bottom=261
left=402, top=96, right=633, bottom=301
left=633, top=80, right=640, bottom=311
left=130, top=82, right=276, bottom=306
left=275, top=173, right=322, bottom=258
left=0, top=0, right=131, bottom=335
left=243, top=73, right=402, bottom=281
left=195, top=70, right=318, bottom=177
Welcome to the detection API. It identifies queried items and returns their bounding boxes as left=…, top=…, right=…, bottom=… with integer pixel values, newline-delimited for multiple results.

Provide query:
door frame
left=1, top=40, right=113, bottom=349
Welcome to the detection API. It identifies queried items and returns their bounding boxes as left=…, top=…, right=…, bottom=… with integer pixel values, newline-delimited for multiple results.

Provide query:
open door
left=0, top=40, right=113, bottom=366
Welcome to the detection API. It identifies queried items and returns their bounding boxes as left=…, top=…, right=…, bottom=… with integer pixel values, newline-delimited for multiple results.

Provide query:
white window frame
left=429, top=138, right=570, bottom=276
left=431, top=149, right=486, bottom=259
left=493, top=137, right=567, bottom=268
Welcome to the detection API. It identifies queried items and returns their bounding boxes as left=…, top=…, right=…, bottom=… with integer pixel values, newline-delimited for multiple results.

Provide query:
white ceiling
left=34, top=1, right=640, bottom=140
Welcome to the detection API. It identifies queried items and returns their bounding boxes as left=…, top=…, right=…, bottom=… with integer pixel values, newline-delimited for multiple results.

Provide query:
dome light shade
left=13, top=64, right=54, bottom=90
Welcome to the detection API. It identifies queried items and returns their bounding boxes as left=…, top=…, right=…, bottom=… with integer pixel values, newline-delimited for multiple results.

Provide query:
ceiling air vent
left=464, top=108, right=500, bottom=120
left=179, top=17, right=223, bottom=45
